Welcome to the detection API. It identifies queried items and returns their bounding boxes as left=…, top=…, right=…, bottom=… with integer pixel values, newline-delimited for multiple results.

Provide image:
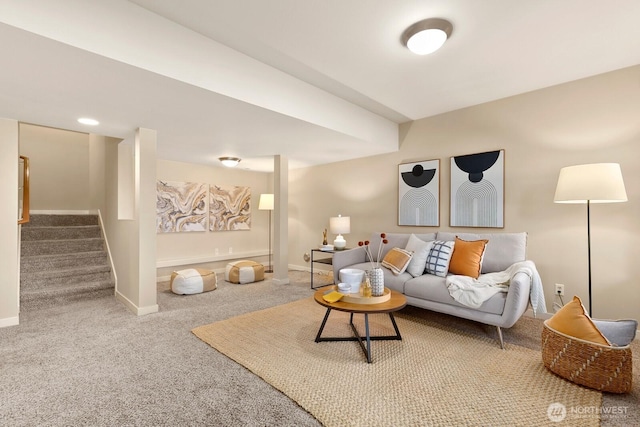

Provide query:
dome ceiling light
left=401, top=18, right=453, bottom=55
left=219, top=156, right=241, bottom=167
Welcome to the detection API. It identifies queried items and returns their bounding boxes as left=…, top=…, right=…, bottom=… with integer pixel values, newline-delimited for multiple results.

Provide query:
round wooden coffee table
left=313, top=286, right=407, bottom=363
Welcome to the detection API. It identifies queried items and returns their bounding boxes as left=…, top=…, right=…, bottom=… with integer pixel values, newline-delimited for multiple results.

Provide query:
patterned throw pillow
left=381, top=247, right=413, bottom=275
left=425, top=241, right=455, bottom=277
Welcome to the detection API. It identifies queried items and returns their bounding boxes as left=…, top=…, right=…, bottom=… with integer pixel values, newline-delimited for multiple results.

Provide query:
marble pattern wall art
left=209, top=185, right=251, bottom=231
left=156, top=180, right=208, bottom=233
left=398, top=159, right=440, bottom=226
left=450, top=149, right=504, bottom=228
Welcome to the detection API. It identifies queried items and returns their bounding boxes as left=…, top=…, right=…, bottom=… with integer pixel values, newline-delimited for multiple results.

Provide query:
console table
left=310, top=248, right=348, bottom=289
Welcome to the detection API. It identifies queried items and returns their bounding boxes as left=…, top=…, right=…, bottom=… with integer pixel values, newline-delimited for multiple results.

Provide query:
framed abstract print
left=398, top=159, right=440, bottom=226
left=209, top=185, right=251, bottom=231
left=450, top=149, right=504, bottom=228
left=156, top=180, right=208, bottom=233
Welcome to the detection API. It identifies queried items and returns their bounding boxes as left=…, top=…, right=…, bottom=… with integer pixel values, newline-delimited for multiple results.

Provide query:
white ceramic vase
left=368, top=268, right=385, bottom=296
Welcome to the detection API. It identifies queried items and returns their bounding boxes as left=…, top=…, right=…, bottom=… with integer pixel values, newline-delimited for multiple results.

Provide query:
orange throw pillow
left=546, top=296, right=610, bottom=346
left=448, top=237, right=488, bottom=279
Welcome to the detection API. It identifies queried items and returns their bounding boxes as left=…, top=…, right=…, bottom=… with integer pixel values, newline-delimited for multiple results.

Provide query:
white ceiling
left=1, top=0, right=639, bottom=171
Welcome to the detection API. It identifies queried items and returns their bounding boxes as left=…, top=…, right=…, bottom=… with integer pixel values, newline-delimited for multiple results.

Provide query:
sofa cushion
left=448, top=237, right=488, bottom=279
left=404, top=274, right=506, bottom=315
left=404, top=234, right=434, bottom=277
left=547, top=296, right=610, bottom=346
left=436, top=232, right=526, bottom=273
left=381, top=247, right=413, bottom=275
left=425, top=240, right=455, bottom=277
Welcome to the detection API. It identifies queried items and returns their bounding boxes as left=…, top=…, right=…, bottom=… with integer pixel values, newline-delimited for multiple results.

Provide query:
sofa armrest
left=496, top=271, right=531, bottom=328
left=332, top=247, right=367, bottom=279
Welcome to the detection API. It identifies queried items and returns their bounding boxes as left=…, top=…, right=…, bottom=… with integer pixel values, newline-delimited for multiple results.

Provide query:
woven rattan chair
left=542, top=319, right=637, bottom=393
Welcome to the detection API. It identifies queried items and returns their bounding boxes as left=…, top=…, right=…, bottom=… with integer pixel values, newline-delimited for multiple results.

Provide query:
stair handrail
left=19, top=155, right=30, bottom=224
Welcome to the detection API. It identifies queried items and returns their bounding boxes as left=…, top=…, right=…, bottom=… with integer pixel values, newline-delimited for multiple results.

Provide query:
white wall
left=19, top=124, right=90, bottom=211
left=155, top=159, right=273, bottom=277
left=289, top=65, right=640, bottom=321
left=0, top=118, right=19, bottom=327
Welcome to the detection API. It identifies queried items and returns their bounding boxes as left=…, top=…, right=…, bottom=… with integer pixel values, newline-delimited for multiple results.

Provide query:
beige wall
left=289, top=65, right=640, bottom=321
left=155, top=159, right=273, bottom=277
left=0, top=118, right=19, bottom=326
left=19, top=124, right=90, bottom=211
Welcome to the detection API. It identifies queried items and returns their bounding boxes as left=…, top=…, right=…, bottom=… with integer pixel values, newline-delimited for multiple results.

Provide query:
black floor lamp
left=554, top=163, right=627, bottom=316
left=259, top=194, right=274, bottom=273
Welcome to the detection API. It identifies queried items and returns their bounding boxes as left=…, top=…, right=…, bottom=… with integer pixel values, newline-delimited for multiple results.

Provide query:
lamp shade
left=329, top=215, right=350, bottom=235
left=554, top=163, right=627, bottom=204
left=258, top=193, right=274, bottom=210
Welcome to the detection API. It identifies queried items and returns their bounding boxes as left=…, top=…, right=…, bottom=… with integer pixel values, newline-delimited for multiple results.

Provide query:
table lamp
left=329, top=215, right=350, bottom=250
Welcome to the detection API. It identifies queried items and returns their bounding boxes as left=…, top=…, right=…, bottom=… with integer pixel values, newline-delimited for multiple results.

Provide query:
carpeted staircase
left=20, top=214, right=114, bottom=309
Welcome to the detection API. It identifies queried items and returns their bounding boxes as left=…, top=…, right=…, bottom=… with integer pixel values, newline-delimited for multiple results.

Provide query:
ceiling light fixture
left=77, top=117, right=99, bottom=126
left=219, top=156, right=241, bottom=167
left=402, top=18, right=453, bottom=55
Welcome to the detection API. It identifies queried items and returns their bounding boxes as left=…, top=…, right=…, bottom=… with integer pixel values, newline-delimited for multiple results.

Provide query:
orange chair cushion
left=546, top=296, right=611, bottom=346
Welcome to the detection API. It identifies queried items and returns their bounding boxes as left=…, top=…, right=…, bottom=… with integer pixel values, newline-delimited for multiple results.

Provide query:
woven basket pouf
left=541, top=321, right=633, bottom=393
left=225, top=260, right=265, bottom=284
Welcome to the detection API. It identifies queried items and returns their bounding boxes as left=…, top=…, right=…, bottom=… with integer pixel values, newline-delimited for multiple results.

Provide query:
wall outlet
left=555, top=283, right=565, bottom=296
left=229, top=247, right=233, bottom=254
left=215, top=248, right=219, bottom=255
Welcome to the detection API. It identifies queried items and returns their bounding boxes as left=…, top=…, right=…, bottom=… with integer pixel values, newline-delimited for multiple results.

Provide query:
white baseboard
left=156, top=250, right=268, bottom=268
left=0, top=316, right=19, bottom=328
left=30, top=209, right=93, bottom=215
left=115, top=291, right=158, bottom=316
left=524, top=308, right=553, bottom=320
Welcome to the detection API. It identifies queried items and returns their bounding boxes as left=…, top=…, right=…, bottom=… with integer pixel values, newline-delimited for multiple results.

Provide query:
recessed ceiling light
left=78, top=117, right=99, bottom=126
left=402, top=18, right=453, bottom=55
left=219, top=157, right=241, bottom=167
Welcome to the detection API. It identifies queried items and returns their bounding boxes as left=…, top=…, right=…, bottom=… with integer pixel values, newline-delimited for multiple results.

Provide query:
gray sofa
left=332, top=231, right=532, bottom=348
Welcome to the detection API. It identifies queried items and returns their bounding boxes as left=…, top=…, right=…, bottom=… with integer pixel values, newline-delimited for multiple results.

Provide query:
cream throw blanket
left=446, top=260, right=547, bottom=316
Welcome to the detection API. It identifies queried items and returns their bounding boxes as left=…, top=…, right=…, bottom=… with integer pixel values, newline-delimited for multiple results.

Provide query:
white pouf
left=225, top=260, right=265, bottom=284
left=170, top=268, right=217, bottom=295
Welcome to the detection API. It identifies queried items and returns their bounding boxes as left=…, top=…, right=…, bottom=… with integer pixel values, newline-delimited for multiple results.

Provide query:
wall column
left=272, top=155, right=289, bottom=285
left=0, top=118, right=19, bottom=327
left=134, top=128, right=158, bottom=312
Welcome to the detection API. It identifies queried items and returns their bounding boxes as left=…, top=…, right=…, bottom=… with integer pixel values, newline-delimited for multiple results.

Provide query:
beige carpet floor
left=193, top=297, right=603, bottom=427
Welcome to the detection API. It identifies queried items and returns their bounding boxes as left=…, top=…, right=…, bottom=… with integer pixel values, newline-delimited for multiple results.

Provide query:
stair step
left=21, top=238, right=104, bottom=257
left=23, top=214, right=99, bottom=227
left=20, top=251, right=109, bottom=272
left=20, top=280, right=114, bottom=310
left=21, top=265, right=111, bottom=287
left=21, top=225, right=101, bottom=241
left=19, top=214, right=114, bottom=310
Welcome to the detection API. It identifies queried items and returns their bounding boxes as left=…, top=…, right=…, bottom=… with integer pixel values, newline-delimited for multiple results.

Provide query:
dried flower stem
left=358, top=233, right=388, bottom=271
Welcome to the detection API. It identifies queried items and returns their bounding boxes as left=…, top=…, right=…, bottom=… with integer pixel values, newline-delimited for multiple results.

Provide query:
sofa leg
left=496, top=326, right=505, bottom=349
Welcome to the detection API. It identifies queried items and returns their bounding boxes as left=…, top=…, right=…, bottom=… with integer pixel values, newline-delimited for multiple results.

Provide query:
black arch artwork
left=398, top=160, right=440, bottom=226
left=450, top=150, right=504, bottom=228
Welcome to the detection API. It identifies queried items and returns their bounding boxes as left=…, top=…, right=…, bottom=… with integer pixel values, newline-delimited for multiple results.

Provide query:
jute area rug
left=193, top=297, right=601, bottom=427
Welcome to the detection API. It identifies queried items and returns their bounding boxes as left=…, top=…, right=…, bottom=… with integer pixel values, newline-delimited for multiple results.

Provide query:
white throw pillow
left=425, top=241, right=455, bottom=277
left=405, top=234, right=434, bottom=277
